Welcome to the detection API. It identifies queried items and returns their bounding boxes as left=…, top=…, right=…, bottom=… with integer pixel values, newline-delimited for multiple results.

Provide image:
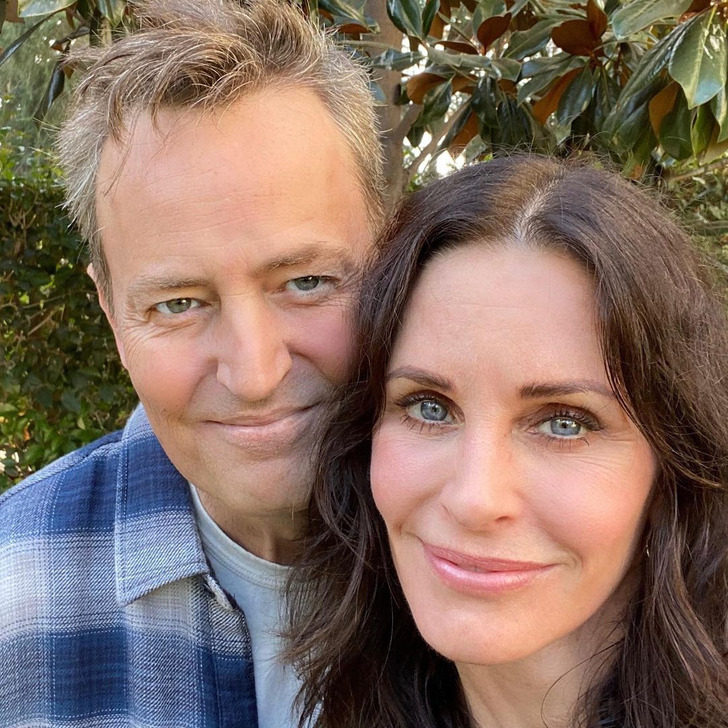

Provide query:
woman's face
left=371, top=245, right=655, bottom=668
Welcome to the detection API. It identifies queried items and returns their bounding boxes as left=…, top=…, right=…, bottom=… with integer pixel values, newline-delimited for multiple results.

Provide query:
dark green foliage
left=0, top=128, right=135, bottom=493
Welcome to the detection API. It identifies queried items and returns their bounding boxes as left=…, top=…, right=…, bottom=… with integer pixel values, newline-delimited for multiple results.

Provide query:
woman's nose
left=440, top=432, right=523, bottom=531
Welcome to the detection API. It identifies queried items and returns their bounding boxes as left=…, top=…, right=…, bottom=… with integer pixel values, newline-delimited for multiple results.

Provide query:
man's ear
left=88, top=263, right=128, bottom=369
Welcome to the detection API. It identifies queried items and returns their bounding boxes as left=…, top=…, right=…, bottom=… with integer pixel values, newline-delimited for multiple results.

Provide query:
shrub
left=0, top=127, right=135, bottom=492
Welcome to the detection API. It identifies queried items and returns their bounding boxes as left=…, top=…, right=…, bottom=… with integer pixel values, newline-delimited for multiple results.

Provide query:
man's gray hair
left=57, top=0, right=385, bottom=305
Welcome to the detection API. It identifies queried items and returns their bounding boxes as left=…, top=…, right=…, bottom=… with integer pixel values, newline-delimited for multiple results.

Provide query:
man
left=0, top=1, right=384, bottom=725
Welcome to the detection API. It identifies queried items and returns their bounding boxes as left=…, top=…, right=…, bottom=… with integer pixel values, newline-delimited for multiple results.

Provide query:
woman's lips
left=422, top=542, right=557, bottom=595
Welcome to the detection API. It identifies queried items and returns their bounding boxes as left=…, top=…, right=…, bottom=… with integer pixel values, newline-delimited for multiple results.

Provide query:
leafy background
left=2, top=0, right=728, bottom=491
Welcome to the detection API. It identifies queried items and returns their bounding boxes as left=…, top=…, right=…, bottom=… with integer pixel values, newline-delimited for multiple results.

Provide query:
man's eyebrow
left=258, top=245, right=359, bottom=274
left=520, top=381, right=615, bottom=400
left=127, top=275, right=209, bottom=296
left=386, top=366, right=454, bottom=392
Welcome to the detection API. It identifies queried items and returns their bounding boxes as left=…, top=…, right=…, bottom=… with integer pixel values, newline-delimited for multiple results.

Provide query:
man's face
left=95, top=89, right=373, bottom=556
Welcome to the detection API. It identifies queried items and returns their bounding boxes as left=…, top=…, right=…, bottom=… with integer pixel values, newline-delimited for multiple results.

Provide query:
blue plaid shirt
left=0, top=406, right=258, bottom=727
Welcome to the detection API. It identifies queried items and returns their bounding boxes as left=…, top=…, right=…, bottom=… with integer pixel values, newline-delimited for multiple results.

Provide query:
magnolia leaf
left=669, top=10, right=727, bottom=108
left=407, top=71, right=449, bottom=104
left=505, top=20, right=556, bottom=60
left=552, top=19, right=600, bottom=57
left=17, top=0, right=72, bottom=15
left=532, top=68, right=581, bottom=124
left=586, top=0, right=607, bottom=39
left=476, top=13, right=511, bottom=50
left=612, top=0, right=693, bottom=39
left=614, top=19, right=693, bottom=106
left=419, top=79, right=453, bottom=126
left=472, top=76, right=499, bottom=128
left=518, top=55, right=583, bottom=104
left=553, top=65, right=594, bottom=142
left=438, top=40, right=480, bottom=54
left=592, top=70, right=621, bottom=131
left=422, top=0, right=438, bottom=36
left=659, top=88, right=693, bottom=159
left=0, top=11, right=52, bottom=66
left=710, top=86, right=728, bottom=141
left=472, top=0, right=507, bottom=32
left=690, top=103, right=714, bottom=155
left=701, top=124, right=728, bottom=162
left=33, top=59, right=65, bottom=122
left=320, top=0, right=372, bottom=28
left=368, top=49, right=424, bottom=71
left=387, top=0, right=422, bottom=37
left=648, top=82, right=679, bottom=134
left=489, top=57, right=521, bottom=82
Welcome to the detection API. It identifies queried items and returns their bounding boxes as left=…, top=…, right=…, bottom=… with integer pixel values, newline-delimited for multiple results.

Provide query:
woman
left=287, top=156, right=728, bottom=727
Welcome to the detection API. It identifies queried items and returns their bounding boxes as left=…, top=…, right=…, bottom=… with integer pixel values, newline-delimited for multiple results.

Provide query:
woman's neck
left=458, top=615, right=623, bottom=728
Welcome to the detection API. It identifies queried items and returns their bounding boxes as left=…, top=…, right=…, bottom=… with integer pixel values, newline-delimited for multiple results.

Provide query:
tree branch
left=404, top=109, right=464, bottom=187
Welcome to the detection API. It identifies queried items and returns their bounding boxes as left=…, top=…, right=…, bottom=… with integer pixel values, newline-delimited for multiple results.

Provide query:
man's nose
left=440, top=432, right=523, bottom=531
left=214, top=297, right=292, bottom=402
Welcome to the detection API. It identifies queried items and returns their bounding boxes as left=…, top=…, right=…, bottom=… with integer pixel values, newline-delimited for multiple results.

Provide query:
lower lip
left=203, top=406, right=320, bottom=455
left=423, top=545, right=555, bottom=595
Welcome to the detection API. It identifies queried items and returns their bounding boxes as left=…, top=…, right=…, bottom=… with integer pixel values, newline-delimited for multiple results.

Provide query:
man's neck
left=195, top=487, right=305, bottom=565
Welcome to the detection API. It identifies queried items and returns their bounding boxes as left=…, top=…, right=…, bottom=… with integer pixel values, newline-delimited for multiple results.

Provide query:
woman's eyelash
left=540, top=407, right=602, bottom=432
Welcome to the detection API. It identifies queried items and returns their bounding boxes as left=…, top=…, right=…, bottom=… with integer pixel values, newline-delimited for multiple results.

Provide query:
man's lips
left=422, top=542, right=556, bottom=594
left=200, top=404, right=323, bottom=455
left=207, top=404, right=321, bottom=428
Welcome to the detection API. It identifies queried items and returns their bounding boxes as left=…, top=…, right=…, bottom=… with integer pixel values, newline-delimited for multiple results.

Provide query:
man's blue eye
left=289, top=276, right=322, bottom=292
left=155, top=298, right=200, bottom=314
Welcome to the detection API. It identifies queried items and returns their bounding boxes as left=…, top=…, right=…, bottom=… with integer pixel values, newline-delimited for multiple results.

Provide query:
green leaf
left=690, top=103, right=714, bottom=155
left=419, top=79, right=452, bottom=126
left=18, top=0, right=73, bottom=16
left=490, top=57, right=521, bottom=82
left=368, top=49, right=424, bottom=71
left=387, top=0, right=422, bottom=37
left=60, top=389, right=81, bottom=414
left=472, top=0, right=507, bottom=32
left=505, top=20, right=556, bottom=61
left=320, top=0, right=372, bottom=28
left=710, top=86, right=728, bottom=142
left=604, top=78, right=663, bottom=152
left=472, top=77, right=499, bottom=129
left=659, top=87, right=692, bottom=159
left=592, top=70, right=621, bottom=132
left=612, top=0, right=693, bottom=40
left=553, top=66, right=594, bottom=143
left=0, top=12, right=53, bottom=67
left=422, top=0, right=438, bottom=36
left=669, top=10, right=727, bottom=108
left=518, top=54, right=584, bottom=104
left=97, top=0, right=125, bottom=26
left=33, top=59, right=65, bottom=122
left=613, top=19, right=694, bottom=105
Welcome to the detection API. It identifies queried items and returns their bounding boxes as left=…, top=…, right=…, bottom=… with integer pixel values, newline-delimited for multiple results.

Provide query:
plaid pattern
left=0, top=406, right=258, bottom=727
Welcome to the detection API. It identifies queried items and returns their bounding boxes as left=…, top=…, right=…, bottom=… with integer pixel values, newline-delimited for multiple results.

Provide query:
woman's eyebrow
left=386, top=366, right=454, bottom=392
left=520, top=381, right=616, bottom=400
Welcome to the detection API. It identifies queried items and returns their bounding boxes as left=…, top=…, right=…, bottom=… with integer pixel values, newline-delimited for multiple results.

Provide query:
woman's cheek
left=371, top=423, right=452, bottom=525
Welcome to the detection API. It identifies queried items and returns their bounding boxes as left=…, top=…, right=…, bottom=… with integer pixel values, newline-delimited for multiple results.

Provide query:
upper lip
left=208, top=404, right=320, bottom=428
left=424, top=543, right=552, bottom=572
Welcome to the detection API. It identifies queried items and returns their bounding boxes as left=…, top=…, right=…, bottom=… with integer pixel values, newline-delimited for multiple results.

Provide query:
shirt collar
left=114, top=405, right=210, bottom=605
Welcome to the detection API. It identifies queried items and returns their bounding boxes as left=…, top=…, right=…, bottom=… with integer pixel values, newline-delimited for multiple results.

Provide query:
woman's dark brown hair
left=286, top=156, right=728, bottom=728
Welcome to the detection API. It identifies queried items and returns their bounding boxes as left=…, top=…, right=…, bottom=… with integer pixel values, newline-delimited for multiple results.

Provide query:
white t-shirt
left=189, top=484, right=302, bottom=728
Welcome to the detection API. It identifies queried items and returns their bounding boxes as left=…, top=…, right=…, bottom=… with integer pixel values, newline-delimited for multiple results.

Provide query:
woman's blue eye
left=542, top=417, right=585, bottom=438
left=413, top=400, right=450, bottom=422
left=289, top=276, right=322, bottom=291
left=155, top=298, right=200, bottom=314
